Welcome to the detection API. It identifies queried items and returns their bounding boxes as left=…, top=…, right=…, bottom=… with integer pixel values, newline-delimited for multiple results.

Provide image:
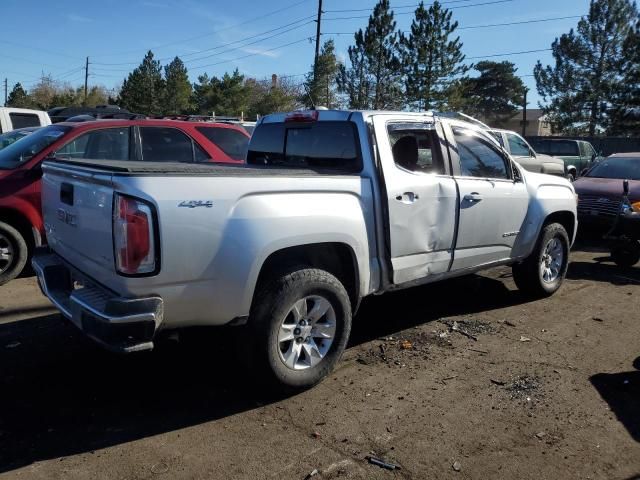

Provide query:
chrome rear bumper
left=32, top=248, right=163, bottom=353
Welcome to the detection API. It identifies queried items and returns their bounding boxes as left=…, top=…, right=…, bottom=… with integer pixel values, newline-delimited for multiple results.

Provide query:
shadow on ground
left=567, top=260, right=640, bottom=286
left=590, top=357, right=640, bottom=444
left=0, top=272, right=528, bottom=473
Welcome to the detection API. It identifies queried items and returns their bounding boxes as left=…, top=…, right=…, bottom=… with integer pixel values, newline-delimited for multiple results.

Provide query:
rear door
left=55, top=127, right=132, bottom=160
left=138, top=126, right=209, bottom=162
left=446, top=124, right=529, bottom=270
left=372, top=115, right=458, bottom=285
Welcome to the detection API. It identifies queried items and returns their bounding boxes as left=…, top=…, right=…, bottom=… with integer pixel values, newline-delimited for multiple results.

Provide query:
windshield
left=0, top=130, right=32, bottom=150
left=0, top=125, right=70, bottom=169
left=586, top=156, right=640, bottom=180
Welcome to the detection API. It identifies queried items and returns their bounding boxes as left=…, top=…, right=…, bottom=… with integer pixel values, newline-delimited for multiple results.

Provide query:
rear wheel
left=513, top=223, right=570, bottom=297
left=0, top=221, right=29, bottom=286
left=246, top=268, right=352, bottom=390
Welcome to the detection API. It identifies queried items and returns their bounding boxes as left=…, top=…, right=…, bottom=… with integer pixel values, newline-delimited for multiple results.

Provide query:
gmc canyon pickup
left=34, top=110, right=578, bottom=389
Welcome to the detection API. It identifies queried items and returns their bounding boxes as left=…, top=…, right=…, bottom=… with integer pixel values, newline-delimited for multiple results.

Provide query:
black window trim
left=55, top=125, right=133, bottom=161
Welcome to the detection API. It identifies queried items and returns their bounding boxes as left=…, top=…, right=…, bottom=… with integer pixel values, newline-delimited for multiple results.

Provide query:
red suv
left=0, top=119, right=249, bottom=285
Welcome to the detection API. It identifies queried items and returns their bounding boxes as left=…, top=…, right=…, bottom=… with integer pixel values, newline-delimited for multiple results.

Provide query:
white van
left=0, top=107, right=51, bottom=133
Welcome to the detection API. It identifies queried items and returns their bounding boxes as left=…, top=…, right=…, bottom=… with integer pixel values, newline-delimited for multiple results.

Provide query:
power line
left=91, top=0, right=313, bottom=58
left=92, top=16, right=316, bottom=67
left=324, top=0, right=514, bottom=20
left=324, top=0, right=476, bottom=13
left=466, top=48, right=551, bottom=60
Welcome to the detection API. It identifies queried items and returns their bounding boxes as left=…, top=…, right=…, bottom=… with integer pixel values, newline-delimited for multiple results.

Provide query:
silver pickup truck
left=34, top=110, right=578, bottom=389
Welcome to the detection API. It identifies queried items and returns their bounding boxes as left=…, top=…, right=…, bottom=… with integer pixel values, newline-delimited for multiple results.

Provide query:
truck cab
left=0, top=107, right=51, bottom=133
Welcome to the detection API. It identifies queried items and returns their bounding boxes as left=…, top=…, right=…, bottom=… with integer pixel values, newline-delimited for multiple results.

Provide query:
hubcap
left=540, top=237, right=564, bottom=283
left=277, top=295, right=337, bottom=371
left=0, top=233, right=14, bottom=274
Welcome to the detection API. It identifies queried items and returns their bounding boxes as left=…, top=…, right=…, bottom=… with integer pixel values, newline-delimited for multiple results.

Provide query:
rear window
left=9, top=112, right=41, bottom=129
left=247, top=122, right=361, bottom=172
left=546, top=141, right=579, bottom=156
left=196, top=126, right=248, bottom=161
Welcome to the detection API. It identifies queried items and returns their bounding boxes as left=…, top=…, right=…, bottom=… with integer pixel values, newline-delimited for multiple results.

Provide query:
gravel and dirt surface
left=0, top=248, right=638, bottom=479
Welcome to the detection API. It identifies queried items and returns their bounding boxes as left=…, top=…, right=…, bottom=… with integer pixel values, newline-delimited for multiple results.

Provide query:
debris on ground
left=520, top=336, right=531, bottom=342
left=4, top=342, right=20, bottom=349
left=438, top=318, right=497, bottom=341
left=503, top=320, right=517, bottom=327
left=452, top=461, right=462, bottom=472
left=535, top=432, right=546, bottom=439
left=366, top=456, right=401, bottom=471
left=303, top=468, right=319, bottom=479
left=400, top=340, right=413, bottom=350
left=505, top=375, right=542, bottom=401
left=150, top=462, right=169, bottom=474
left=592, top=317, right=604, bottom=322
left=490, top=379, right=506, bottom=386
left=311, top=431, right=321, bottom=439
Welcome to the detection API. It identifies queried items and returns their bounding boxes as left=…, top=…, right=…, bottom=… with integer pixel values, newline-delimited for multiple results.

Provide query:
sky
left=0, top=0, right=592, bottom=107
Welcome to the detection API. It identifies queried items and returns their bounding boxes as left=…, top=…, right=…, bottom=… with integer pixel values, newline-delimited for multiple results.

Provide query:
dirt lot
left=0, top=247, right=639, bottom=480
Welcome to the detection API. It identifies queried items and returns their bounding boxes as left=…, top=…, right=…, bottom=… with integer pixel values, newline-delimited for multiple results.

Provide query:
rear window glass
left=140, top=127, right=194, bottom=162
left=546, top=141, right=579, bottom=156
left=9, top=112, right=41, bottom=129
left=196, top=126, right=248, bottom=161
left=247, top=122, right=361, bottom=172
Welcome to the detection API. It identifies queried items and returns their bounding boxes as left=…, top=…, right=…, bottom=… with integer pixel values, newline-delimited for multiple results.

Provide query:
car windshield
left=0, top=130, right=32, bottom=150
left=0, top=125, right=70, bottom=169
left=586, top=156, right=640, bottom=180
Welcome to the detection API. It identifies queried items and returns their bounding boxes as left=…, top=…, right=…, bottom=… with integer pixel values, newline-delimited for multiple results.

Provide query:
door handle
left=395, top=192, right=419, bottom=203
left=463, top=192, right=482, bottom=202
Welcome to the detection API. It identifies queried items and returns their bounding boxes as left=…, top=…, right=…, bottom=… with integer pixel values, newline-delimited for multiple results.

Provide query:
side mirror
left=624, top=179, right=630, bottom=196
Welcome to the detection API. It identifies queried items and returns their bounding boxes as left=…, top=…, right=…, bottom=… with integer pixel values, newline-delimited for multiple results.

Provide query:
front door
left=372, top=116, right=458, bottom=285
left=448, top=125, right=530, bottom=270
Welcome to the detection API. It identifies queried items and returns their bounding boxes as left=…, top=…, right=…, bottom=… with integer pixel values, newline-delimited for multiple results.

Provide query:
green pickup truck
left=528, top=139, right=602, bottom=180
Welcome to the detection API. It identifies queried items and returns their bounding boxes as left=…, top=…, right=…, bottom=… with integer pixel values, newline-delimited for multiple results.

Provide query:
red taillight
left=284, top=110, right=319, bottom=123
left=114, top=194, right=156, bottom=275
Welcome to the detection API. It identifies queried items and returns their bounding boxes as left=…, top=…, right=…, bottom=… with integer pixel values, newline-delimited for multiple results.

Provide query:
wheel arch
left=252, top=242, right=361, bottom=313
left=0, top=207, right=40, bottom=251
left=543, top=210, right=576, bottom=244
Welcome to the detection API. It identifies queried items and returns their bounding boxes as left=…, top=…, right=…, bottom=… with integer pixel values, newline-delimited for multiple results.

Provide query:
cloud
left=241, top=47, right=280, bottom=58
left=66, top=13, right=92, bottom=23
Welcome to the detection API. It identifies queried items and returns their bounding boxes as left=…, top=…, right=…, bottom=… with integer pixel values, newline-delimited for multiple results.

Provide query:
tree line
left=5, top=0, right=640, bottom=135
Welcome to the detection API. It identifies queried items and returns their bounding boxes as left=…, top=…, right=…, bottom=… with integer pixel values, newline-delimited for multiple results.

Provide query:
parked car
left=528, top=138, right=602, bottom=180
left=33, top=109, right=577, bottom=390
left=488, top=129, right=566, bottom=178
left=0, top=107, right=51, bottom=133
left=0, top=119, right=249, bottom=285
left=47, top=105, right=138, bottom=123
left=0, top=127, right=40, bottom=150
left=573, top=153, right=640, bottom=232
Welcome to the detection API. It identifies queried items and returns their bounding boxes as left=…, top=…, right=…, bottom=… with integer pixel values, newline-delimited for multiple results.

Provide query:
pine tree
left=6, top=83, right=32, bottom=108
left=465, top=61, right=525, bottom=126
left=163, top=57, right=192, bottom=115
left=337, top=30, right=372, bottom=109
left=304, top=39, right=340, bottom=108
left=338, top=0, right=402, bottom=109
left=610, top=18, right=640, bottom=134
left=400, top=0, right=469, bottom=111
left=534, top=0, right=638, bottom=136
left=118, top=50, right=165, bottom=115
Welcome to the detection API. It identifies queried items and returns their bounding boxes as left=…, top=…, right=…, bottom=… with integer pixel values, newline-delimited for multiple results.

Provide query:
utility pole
left=314, top=0, right=323, bottom=74
left=3, top=78, right=7, bottom=106
left=84, top=56, right=89, bottom=106
left=522, top=87, right=529, bottom=137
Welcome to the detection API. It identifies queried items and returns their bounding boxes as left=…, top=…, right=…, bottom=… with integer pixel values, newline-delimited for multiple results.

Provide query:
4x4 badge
left=178, top=200, right=213, bottom=208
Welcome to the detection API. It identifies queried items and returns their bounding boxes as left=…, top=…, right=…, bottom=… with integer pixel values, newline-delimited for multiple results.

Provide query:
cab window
left=387, top=123, right=442, bottom=174
left=139, top=127, right=196, bottom=163
left=454, top=127, right=510, bottom=179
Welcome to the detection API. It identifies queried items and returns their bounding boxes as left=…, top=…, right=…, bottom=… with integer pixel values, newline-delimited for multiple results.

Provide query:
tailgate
left=42, top=162, right=116, bottom=277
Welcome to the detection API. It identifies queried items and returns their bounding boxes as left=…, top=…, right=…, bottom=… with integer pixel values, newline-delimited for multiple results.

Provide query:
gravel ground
left=0, top=248, right=638, bottom=479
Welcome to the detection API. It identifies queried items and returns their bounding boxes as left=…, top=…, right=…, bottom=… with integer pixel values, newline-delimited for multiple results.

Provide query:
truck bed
left=47, top=158, right=359, bottom=177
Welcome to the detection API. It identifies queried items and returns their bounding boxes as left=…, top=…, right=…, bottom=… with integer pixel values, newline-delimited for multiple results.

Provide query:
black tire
left=512, top=222, right=570, bottom=297
left=0, top=221, right=29, bottom=287
left=246, top=268, right=352, bottom=391
left=611, top=240, right=640, bottom=268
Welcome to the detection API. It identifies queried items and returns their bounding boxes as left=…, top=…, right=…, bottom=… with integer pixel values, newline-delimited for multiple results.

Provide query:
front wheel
left=512, top=223, right=570, bottom=297
left=0, top=221, right=29, bottom=286
left=246, top=268, right=352, bottom=391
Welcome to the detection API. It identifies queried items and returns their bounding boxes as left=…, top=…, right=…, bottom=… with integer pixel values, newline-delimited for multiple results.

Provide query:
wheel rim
left=540, top=237, right=564, bottom=283
left=0, top=233, right=14, bottom=274
left=277, top=295, right=337, bottom=371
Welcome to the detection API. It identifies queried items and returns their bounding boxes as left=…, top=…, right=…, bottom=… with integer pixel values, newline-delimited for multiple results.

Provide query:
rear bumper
left=32, top=248, right=163, bottom=353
